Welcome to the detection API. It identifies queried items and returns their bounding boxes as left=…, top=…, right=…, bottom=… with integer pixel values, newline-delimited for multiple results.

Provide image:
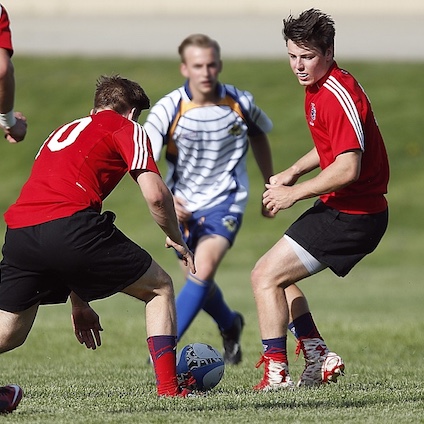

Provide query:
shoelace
left=179, top=373, right=197, bottom=389
left=255, top=354, right=266, bottom=369
left=295, top=340, right=302, bottom=360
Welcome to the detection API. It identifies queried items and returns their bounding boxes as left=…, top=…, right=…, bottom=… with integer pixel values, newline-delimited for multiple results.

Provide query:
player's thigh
left=122, top=260, right=173, bottom=302
left=251, top=237, right=309, bottom=289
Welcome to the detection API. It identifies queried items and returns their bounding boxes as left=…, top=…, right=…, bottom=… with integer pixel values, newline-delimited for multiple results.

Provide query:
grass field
left=0, top=56, right=423, bottom=423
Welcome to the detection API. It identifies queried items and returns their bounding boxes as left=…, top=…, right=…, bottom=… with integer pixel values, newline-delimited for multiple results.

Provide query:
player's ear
left=128, top=108, right=140, bottom=122
left=90, top=108, right=96, bottom=116
left=180, top=62, right=189, bottom=78
left=325, top=46, right=334, bottom=61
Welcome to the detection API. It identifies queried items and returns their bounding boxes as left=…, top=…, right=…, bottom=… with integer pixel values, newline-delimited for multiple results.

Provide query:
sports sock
left=202, top=281, right=236, bottom=331
left=262, top=337, right=288, bottom=362
left=147, top=335, right=179, bottom=396
left=176, top=274, right=210, bottom=341
left=288, top=312, right=322, bottom=340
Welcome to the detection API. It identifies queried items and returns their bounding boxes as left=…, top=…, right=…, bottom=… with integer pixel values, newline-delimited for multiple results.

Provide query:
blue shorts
left=180, top=202, right=243, bottom=254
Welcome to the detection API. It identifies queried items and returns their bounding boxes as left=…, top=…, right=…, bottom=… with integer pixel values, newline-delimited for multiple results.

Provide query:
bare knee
left=154, top=272, right=174, bottom=297
left=251, top=259, right=272, bottom=293
left=0, top=330, right=28, bottom=353
left=123, top=261, right=175, bottom=302
left=251, top=257, right=292, bottom=294
left=0, top=309, right=36, bottom=353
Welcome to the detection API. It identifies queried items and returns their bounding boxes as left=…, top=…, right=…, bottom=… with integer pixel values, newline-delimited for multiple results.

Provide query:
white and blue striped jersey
left=144, top=82, right=272, bottom=213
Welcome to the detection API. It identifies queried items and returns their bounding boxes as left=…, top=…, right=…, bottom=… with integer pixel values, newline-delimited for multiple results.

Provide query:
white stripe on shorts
left=284, top=234, right=327, bottom=275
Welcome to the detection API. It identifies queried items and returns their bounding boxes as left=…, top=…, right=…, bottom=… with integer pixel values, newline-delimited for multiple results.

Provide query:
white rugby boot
left=253, top=354, right=295, bottom=391
left=296, top=338, right=345, bottom=387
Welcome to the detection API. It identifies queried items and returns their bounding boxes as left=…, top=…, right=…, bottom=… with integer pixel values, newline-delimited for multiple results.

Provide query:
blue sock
left=289, top=312, right=322, bottom=340
left=202, top=282, right=236, bottom=331
left=262, top=337, right=287, bottom=357
left=176, top=274, right=210, bottom=341
left=288, top=322, right=298, bottom=339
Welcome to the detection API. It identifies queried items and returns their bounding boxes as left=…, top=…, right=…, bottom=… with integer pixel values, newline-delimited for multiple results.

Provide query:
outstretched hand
left=71, top=303, right=103, bottom=350
left=165, top=236, right=196, bottom=274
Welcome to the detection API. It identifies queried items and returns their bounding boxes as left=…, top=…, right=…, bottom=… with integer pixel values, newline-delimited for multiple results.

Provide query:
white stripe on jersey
left=324, top=76, right=365, bottom=150
left=145, top=84, right=272, bottom=213
left=131, top=122, right=149, bottom=170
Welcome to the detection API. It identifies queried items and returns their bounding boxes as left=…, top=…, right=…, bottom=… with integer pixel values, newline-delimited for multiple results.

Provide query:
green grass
left=0, top=56, right=423, bottom=423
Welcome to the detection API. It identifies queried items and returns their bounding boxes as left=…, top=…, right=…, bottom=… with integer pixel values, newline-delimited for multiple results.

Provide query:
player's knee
left=251, top=260, right=289, bottom=292
left=250, top=261, right=266, bottom=290
left=0, top=327, right=28, bottom=353
left=157, top=272, right=174, bottom=296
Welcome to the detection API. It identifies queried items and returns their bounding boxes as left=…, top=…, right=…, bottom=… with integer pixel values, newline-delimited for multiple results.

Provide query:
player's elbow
left=345, top=168, right=360, bottom=185
left=337, top=151, right=362, bottom=186
left=146, top=191, right=168, bottom=212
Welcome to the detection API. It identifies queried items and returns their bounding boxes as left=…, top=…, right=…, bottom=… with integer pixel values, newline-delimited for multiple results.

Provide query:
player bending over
left=0, top=75, right=195, bottom=413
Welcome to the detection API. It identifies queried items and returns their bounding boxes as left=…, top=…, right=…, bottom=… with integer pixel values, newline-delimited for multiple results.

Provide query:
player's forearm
left=148, top=195, right=184, bottom=243
left=70, top=291, right=89, bottom=308
left=250, top=135, right=274, bottom=182
left=290, top=147, right=320, bottom=177
left=290, top=150, right=361, bottom=201
left=137, top=171, right=185, bottom=243
left=0, top=49, right=15, bottom=113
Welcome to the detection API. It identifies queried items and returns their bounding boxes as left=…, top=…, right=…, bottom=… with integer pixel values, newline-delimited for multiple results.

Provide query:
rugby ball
left=176, top=343, right=225, bottom=391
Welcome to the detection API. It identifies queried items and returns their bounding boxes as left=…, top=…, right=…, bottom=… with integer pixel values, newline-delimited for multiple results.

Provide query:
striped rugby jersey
left=144, top=81, right=272, bottom=213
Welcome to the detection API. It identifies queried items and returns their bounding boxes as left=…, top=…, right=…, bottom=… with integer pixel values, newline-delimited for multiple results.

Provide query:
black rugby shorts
left=0, top=209, right=152, bottom=312
left=285, top=200, right=388, bottom=277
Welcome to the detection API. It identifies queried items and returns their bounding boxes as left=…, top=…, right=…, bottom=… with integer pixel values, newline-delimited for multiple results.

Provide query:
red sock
left=147, top=335, right=179, bottom=396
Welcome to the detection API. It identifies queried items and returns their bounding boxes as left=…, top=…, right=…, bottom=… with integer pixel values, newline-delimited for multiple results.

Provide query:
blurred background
left=4, top=0, right=424, bottom=60
left=0, top=3, right=423, bottom=421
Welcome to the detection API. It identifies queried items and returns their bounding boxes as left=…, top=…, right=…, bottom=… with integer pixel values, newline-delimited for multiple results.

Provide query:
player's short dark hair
left=94, top=75, right=150, bottom=116
left=178, top=34, right=221, bottom=63
left=283, top=8, right=335, bottom=55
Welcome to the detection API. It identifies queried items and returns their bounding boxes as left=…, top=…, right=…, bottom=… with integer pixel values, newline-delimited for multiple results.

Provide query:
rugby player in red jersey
left=0, top=75, right=195, bottom=412
left=252, top=9, right=389, bottom=390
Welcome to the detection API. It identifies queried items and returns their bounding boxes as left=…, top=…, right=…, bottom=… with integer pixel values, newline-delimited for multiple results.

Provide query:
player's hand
left=165, top=236, right=196, bottom=274
left=261, top=201, right=275, bottom=218
left=269, top=170, right=298, bottom=187
left=263, top=183, right=296, bottom=215
left=71, top=303, right=103, bottom=350
left=3, top=112, right=27, bottom=143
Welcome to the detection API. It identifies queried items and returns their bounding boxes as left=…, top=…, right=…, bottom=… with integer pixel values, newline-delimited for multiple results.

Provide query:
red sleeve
left=0, top=5, right=13, bottom=56
left=114, top=122, right=160, bottom=177
left=322, top=90, right=364, bottom=159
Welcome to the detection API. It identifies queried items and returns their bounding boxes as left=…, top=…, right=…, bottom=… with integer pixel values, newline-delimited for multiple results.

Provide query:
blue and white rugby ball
left=176, top=343, right=225, bottom=391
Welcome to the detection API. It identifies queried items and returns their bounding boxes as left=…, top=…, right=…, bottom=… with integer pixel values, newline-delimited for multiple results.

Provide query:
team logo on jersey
left=222, top=215, right=239, bottom=233
left=228, top=123, right=242, bottom=136
left=309, top=102, right=316, bottom=126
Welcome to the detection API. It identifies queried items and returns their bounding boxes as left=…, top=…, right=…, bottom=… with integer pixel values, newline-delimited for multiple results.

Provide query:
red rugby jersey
left=0, top=5, right=13, bottom=56
left=305, top=62, right=389, bottom=214
left=5, top=110, right=160, bottom=228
